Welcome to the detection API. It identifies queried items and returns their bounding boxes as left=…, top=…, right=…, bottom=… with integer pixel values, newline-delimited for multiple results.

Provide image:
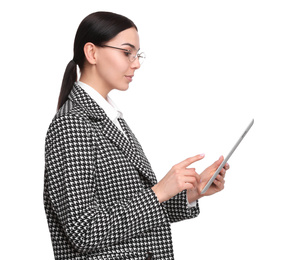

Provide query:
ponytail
left=57, top=60, right=77, bottom=111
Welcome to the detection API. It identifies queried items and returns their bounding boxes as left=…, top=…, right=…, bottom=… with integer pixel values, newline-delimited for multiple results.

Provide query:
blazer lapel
left=68, top=84, right=156, bottom=186
left=118, top=118, right=157, bottom=185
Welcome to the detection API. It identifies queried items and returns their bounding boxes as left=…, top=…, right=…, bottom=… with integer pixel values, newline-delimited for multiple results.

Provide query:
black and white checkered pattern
left=44, top=83, right=200, bottom=260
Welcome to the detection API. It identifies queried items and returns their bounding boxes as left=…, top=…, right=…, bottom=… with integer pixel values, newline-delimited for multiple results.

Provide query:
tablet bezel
left=200, top=119, right=254, bottom=195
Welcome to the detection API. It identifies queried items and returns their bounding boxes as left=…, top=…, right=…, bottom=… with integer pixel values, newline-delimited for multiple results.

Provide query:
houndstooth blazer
left=44, top=83, right=200, bottom=260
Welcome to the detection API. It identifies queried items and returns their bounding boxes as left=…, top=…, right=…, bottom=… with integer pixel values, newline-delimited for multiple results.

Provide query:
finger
left=213, top=179, right=221, bottom=188
left=177, top=154, right=205, bottom=168
left=209, top=155, right=224, bottom=171
left=184, top=176, right=199, bottom=188
left=216, top=174, right=224, bottom=182
left=214, top=179, right=225, bottom=189
left=219, top=168, right=226, bottom=176
left=224, top=163, right=230, bottom=170
left=184, top=168, right=200, bottom=182
left=184, top=182, right=195, bottom=190
left=216, top=174, right=225, bottom=184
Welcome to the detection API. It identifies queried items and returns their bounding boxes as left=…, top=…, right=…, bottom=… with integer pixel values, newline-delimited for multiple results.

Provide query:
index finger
left=177, top=154, right=205, bottom=168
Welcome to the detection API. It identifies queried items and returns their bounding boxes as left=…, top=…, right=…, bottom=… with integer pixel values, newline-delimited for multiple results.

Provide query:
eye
left=124, top=50, right=132, bottom=57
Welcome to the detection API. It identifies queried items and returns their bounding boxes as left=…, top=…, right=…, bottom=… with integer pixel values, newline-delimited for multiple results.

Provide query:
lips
left=125, top=75, right=134, bottom=82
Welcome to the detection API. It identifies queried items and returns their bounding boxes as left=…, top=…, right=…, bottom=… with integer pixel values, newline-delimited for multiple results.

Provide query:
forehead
left=107, top=27, right=140, bottom=50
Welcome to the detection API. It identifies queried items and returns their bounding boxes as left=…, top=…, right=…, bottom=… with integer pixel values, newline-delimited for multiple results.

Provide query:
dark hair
left=57, top=11, right=137, bottom=110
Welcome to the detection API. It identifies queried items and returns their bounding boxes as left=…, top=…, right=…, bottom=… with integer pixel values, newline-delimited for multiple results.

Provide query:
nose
left=131, top=57, right=141, bottom=70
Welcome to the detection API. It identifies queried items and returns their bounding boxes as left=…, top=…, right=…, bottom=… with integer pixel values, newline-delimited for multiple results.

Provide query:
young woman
left=44, top=11, right=229, bottom=260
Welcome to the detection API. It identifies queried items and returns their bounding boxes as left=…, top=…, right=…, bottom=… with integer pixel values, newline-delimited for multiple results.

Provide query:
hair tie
left=72, top=58, right=77, bottom=64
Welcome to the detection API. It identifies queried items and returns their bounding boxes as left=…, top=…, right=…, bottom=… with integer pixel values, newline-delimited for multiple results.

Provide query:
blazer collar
left=68, top=83, right=107, bottom=121
left=68, top=84, right=157, bottom=186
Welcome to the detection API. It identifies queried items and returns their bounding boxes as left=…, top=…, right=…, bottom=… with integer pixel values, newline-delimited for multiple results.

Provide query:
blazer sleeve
left=44, top=114, right=170, bottom=254
left=161, top=190, right=200, bottom=223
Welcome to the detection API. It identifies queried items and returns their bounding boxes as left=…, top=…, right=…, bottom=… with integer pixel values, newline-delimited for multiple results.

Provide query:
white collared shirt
left=77, top=81, right=126, bottom=136
left=76, top=81, right=196, bottom=208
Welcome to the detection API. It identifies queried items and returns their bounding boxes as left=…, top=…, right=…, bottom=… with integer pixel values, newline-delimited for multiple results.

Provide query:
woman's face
left=95, top=27, right=141, bottom=94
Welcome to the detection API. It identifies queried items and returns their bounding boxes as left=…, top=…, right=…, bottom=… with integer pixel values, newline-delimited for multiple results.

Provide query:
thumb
left=212, top=155, right=224, bottom=169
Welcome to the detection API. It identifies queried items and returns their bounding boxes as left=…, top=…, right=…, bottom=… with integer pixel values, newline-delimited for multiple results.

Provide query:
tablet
left=200, top=119, right=254, bottom=194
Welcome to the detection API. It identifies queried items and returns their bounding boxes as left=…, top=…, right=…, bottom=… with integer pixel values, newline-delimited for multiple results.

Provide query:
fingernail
left=200, top=154, right=205, bottom=157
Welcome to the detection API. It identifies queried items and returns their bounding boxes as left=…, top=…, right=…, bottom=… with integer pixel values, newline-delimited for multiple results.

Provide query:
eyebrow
left=121, top=43, right=140, bottom=51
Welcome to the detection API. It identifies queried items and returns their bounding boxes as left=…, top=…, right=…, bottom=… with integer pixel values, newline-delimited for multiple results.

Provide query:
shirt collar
left=77, top=81, right=123, bottom=122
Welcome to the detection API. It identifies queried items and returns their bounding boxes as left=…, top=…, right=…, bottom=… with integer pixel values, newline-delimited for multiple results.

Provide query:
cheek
left=98, top=56, right=128, bottom=81
left=111, top=60, right=128, bottom=78
left=106, top=51, right=128, bottom=72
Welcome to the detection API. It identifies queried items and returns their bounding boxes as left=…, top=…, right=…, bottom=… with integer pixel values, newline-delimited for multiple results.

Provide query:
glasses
left=101, top=45, right=146, bottom=65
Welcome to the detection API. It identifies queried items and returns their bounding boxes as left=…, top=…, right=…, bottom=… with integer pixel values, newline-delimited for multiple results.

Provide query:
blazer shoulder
left=54, top=99, right=80, bottom=119
left=46, top=100, right=93, bottom=139
left=45, top=103, right=94, bottom=154
left=52, top=99, right=93, bottom=123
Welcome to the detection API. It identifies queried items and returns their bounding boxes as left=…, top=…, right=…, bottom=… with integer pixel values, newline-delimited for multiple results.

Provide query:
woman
left=44, top=11, right=229, bottom=260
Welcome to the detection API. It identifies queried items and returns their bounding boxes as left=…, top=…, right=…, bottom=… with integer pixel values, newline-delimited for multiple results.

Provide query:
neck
left=79, top=72, right=111, bottom=100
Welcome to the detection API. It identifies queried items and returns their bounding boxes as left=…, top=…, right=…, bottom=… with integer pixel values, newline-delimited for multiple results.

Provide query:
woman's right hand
left=151, top=154, right=205, bottom=203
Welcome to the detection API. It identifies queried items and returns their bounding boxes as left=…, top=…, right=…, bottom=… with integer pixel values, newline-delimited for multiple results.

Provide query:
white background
left=1, top=0, right=282, bottom=259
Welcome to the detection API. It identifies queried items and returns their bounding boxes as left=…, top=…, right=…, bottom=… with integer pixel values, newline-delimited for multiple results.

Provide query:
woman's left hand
left=199, top=156, right=229, bottom=196
left=186, top=156, right=230, bottom=203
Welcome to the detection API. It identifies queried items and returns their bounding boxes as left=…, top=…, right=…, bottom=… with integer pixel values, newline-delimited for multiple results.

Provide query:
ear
left=83, top=42, right=97, bottom=65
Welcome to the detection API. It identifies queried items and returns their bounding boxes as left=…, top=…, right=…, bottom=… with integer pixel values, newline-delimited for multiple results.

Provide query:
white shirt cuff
left=186, top=192, right=197, bottom=208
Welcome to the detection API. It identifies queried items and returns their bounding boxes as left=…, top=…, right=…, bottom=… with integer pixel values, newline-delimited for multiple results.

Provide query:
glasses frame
left=101, top=45, right=145, bottom=64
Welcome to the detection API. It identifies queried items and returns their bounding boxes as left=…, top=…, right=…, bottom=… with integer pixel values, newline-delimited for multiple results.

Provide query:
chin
left=117, top=84, right=130, bottom=92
